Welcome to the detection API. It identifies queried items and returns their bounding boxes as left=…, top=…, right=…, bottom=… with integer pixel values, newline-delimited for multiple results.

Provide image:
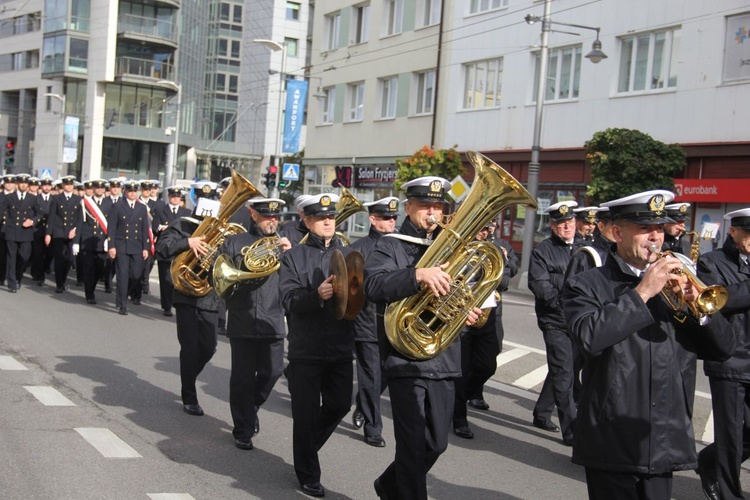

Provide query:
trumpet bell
left=695, top=285, right=728, bottom=316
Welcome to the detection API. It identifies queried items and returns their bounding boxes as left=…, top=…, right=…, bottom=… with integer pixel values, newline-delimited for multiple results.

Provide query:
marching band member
left=31, top=177, right=54, bottom=286
left=45, top=175, right=81, bottom=294
left=138, top=180, right=157, bottom=295
left=278, top=194, right=311, bottom=247
left=663, top=202, right=691, bottom=256
left=574, top=207, right=598, bottom=242
left=153, top=186, right=191, bottom=316
left=74, top=179, right=112, bottom=304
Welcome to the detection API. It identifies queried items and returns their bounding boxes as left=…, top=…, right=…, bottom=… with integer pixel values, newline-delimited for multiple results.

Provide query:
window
left=379, top=76, right=398, bottom=118
left=418, top=0, right=441, bottom=27
left=384, top=0, right=403, bottom=36
left=219, top=3, right=230, bottom=21
left=463, top=58, right=502, bottom=109
left=532, top=46, right=581, bottom=102
left=233, top=5, right=242, bottom=23
left=325, top=12, right=341, bottom=50
left=216, top=74, right=226, bottom=91
left=469, top=0, right=507, bottom=15
left=229, top=75, right=238, bottom=93
left=352, top=3, right=370, bottom=44
left=321, top=87, right=336, bottom=124
left=218, top=39, right=228, bottom=57
left=416, top=70, right=435, bottom=114
left=286, top=1, right=300, bottom=21
left=347, top=82, right=364, bottom=121
left=618, top=28, right=680, bottom=93
left=68, top=38, right=87, bottom=72
left=231, top=40, right=240, bottom=59
left=285, top=37, right=298, bottom=57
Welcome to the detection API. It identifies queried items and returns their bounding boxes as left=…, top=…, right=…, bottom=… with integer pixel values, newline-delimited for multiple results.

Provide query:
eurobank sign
left=674, top=178, right=750, bottom=203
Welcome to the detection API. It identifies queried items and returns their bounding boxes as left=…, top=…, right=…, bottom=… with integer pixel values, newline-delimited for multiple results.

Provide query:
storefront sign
left=674, top=178, right=750, bottom=203
left=354, top=165, right=398, bottom=188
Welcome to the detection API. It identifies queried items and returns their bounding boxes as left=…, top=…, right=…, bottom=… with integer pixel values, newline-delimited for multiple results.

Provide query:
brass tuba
left=384, top=151, right=538, bottom=360
left=212, top=236, right=282, bottom=298
left=299, top=187, right=367, bottom=246
left=171, top=169, right=261, bottom=296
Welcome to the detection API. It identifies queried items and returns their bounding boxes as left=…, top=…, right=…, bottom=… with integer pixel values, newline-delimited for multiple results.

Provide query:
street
left=0, top=275, right=746, bottom=499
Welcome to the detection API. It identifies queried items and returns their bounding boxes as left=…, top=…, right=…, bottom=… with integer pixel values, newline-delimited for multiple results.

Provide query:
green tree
left=394, top=145, right=465, bottom=192
left=585, top=128, right=686, bottom=205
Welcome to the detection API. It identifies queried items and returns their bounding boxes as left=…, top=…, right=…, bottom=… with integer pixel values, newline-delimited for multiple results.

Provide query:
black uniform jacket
left=107, top=199, right=150, bottom=255
left=351, top=226, right=388, bottom=342
left=221, top=224, right=285, bottom=340
left=663, top=232, right=691, bottom=256
left=46, top=193, right=82, bottom=239
left=364, top=217, right=461, bottom=380
left=278, top=219, right=308, bottom=247
left=155, top=216, right=222, bottom=311
left=697, top=237, right=750, bottom=382
left=0, top=191, right=42, bottom=242
left=280, top=232, right=354, bottom=363
left=564, top=236, right=615, bottom=280
left=35, top=193, right=53, bottom=238
left=528, top=233, right=587, bottom=331
left=153, top=203, right=191, bottom=261
left=562, top=251, right=736, bottom=474
left=75, top=197, right=113, bottom=252
left=494, top=238, right=518, bottom=292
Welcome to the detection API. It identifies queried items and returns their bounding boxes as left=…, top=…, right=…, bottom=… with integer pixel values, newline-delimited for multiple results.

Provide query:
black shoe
left=163, top=309, right=173, bottom=317
left=217, top=327, right=227, bottom=336
left=454, top=426, right=474, bottom=439
left=364, top=434, right=386, bottom=447
left=118, top=308, right=128, bottom=315
left=468, top=398, right=490, bottom=410
left=183, top=403, right=204, bottom=416
left=697, top=461, right=720, bottom=500
left=352, top=408, right=365, bottom=429
left=235, top=438, right=253, bottom=450
left=254, top=417, right=260, bottom=436
left=9, top=287, right=17, bottom=293
left=55, top=287, right=64, bottom=294
left=63, top=284, right=69, bottom=291
left=37, top=280, right=44, bottom=286
left=532, top=417, right=560, bottom=432
left=132, top=299, right=141, bottom=305
left=300, top=482, right=325, bottom=497
left=86, top=298, right=97, bottom=305
left=142, top=286, right=149, bottom=295
left=104, top=286, right=112, bottom=294
left=15, top=283, right=21, bottom=290
left=374, top=478, right=389, bottom=499
left=562, top=435, right=574, bottom=447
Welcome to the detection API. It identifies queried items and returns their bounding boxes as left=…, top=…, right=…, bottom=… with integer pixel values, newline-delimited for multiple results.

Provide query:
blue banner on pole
left=282, top=79, right=308, bottom=154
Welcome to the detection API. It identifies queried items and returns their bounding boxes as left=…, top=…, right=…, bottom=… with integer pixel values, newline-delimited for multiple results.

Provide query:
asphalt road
left=0, top=275, right=746, bottom=499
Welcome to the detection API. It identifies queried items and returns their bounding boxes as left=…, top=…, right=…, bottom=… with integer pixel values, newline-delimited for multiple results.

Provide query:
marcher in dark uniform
left=350, top=196, right=399, bottom=447
left=280, top=193, right=356, bottom=498
left=565, top=207, right=615, bottom=278
left=107, top=180, right=150, bottom=314
left=695, top=207, right=750, bottom=500
left=103, top=178, right=124, bottom=293
left=152, top=186, right=190, bottom=316
left=0, top=174, right=41, bottom=292
left=74, top=180, right=112, bottom=304
left=528, top=200, right=585, bottom=444
left=574, top=206, right=598, bottom=243
left=221, top=197, right=289, bottom=451
left=0, top=174, right=16, bottom=286
left=45, top=175, right=81, bottom=293
left=663, top=202, right=692, bottom=256
left=138, top=180, right=157, bottom=295
left=155, top=180, right=222, bottom=417
left=365, top=177, right=481, bottom=500
left=563, top=189, right=736, bottom=500
left=278, top=194, right=311, bottom=247
left=31, top=178, right=53, bottom=286
left=73, top=181, right=94, bottom=287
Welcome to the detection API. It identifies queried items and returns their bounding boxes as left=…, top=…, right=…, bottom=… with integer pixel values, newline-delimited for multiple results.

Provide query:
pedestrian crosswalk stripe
left=701, top=411, right=714, bottom=443
left=24, top=386, right=75, bottom=406
left=513, top=365, right=548, bottom=390
left=496, top=348, right=531, bottom=368
left=147, top=495, right=196, bottom=500
left=75, top=428, right=142, bottom=458
left=504, top=341, right=546, bottom=356
left=0, top=356, right=28, bottom=370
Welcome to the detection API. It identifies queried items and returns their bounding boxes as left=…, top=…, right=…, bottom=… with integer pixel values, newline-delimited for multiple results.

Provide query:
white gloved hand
left=103, top=240, right=108, bottom=252
left=72, top=244, right=80, bottom=256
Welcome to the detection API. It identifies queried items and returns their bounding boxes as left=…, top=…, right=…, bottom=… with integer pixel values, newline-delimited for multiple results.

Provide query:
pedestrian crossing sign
left=282, top=163, right=300, bottom=181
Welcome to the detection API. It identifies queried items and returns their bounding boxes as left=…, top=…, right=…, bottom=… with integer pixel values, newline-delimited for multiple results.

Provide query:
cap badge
left=429, top=180, right=442, bottom=193
left=388, top=199, right=398, bottom=212
left=559, top=205, right=569, bottom=216
left=679, top=204, right=688, bottom=214
left=269, top=201, right=279, bottom=211
left=587, top=209, right=597, bottom=218
left=648, top=195, right=666, bottom=216
left=320, top=195, right=331, bottom=207
left=201, top=185, right=212, bottom=194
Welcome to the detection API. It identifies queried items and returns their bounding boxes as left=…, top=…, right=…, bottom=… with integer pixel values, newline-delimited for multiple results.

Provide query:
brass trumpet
left=648, top=245, right=728, bottom=318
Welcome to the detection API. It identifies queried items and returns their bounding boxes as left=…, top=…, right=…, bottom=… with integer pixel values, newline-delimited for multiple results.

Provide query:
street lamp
left=157, top=80, right=181, bottom=194
left=254, top=38, right=287, bottom=198
left=44, top=92, right=66, bottom=175
left=518, top=0, right=607, bottom=286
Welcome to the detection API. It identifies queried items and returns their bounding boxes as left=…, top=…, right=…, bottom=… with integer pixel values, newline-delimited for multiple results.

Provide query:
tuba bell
left=384, top=151, right=538, bottom=360
left=171, top=169, right=261, bottom=297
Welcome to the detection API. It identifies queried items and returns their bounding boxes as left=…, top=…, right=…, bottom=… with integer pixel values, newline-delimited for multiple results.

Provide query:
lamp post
left=254, top=38, right=287, bottom=198
left=43, top=92, right=66, bottom=175
left=157, top=80, right=181, bottom=193
left=518, top=0, right=607, bottom=286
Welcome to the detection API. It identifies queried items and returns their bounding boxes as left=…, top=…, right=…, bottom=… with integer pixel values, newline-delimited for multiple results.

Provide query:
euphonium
left=171, top=169, right=261, bottom=297
left=212, top=236, right=282, bottom=298
left=384, top=151, right=538, bottom=360
left=648, top=245, right=728, bottom=318
left=299, top=187, right=366, bottom=246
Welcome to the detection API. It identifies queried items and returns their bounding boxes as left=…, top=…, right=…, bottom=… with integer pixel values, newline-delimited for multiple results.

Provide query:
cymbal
left=329, top=249, right=348, bottom=320
left=344, top=250, right=365, bottom=320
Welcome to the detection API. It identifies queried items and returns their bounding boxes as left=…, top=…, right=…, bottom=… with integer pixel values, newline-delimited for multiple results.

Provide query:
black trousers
left=114, top=252, right=144, bottom=308
left=31, top=234, right=52, bottom=281
left=288, top=360, right=352, bottom=485
left=454, top=321, right=500, bottom=428
left=229, top=337, right=284, bottom=440
left=0, top=235, right=6, bottom=283
left=699, top=378, right=750, bottom=500
left=6, top=240, right=31, bottom=289
left=157, top=260, right=174, bottom=311
left=103, top=256, right=113, bottom=290
left=533, top=328, right=577, bottom=440
left=376, top=377, right=453, bottom=500
left=175, top=305, right=218, bottom=405
left=52, top=238, right=73, bottom=288
left=142, top=253, right=154, bottom=291
left=584, top=468, right=672, bottom=500
left=354, top=340, right=387, bottom=437
left=75, top=251, right=83, bottom=283
left=81, top=250, right=107, bottom=299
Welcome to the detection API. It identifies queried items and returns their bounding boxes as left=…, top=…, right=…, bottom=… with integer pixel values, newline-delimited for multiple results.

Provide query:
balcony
left=118, top=14, right=177, bottom=48
left=115, top=56, right=174, bottom=84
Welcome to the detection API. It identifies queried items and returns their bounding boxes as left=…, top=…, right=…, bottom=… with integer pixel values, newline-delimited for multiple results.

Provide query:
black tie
left=173, top=206, right=177, bottom=215
left=97, top=199, right=101, bottom=206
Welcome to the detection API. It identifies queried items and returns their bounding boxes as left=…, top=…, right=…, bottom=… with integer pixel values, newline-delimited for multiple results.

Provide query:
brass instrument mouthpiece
left=427, top=215, right=438, bottom=225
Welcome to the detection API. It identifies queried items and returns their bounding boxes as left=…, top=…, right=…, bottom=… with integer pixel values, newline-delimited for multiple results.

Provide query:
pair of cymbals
left=329, top=249, right=366, bottom=320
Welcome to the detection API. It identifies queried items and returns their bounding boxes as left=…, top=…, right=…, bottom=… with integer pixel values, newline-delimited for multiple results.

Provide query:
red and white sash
left=81, top=196, right=108, bottom=235
left=138, top=199, right=155, bottom=256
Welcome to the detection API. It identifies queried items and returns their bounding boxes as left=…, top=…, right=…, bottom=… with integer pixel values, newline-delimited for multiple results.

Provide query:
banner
left=62, top=116, right=79, bottom=163
left=723, top=13, right=750, bottom=82
left=282, top=79, right=308, bottom=154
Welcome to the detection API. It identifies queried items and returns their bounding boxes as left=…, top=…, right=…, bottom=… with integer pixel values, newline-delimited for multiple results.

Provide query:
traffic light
left=278, top=179, right=288, bottom=189
left=5, top=140, right=15, bottom=167
left=264, top=164, right=278, bottom=189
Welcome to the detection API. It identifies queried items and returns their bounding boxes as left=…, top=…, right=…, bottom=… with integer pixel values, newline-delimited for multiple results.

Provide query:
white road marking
left=496, top=348, right=531, bottom=367
left=514, top=365, right=548, bottom=390
left=504, top=340, right=546, bottom=356
left=0, top=356, right=28, bottom=370
left=75, top=428, right=142, bottom=458
left=701, top=411, right=714, bottom=443
left=24, top=386, right=75, bottom=406
left=148, top=495, right=196, bottom=500
left=695, top=390, right=711, bottom=400
left=486, top=379, right=537, bottom=401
